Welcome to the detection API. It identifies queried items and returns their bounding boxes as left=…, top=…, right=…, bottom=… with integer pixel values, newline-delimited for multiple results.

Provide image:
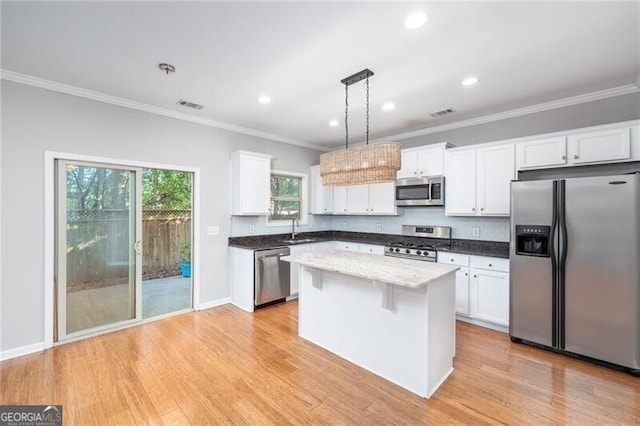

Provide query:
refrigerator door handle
left=550, top=180, right=558, bottom=347
left=558, top=179, right=567, bottom=349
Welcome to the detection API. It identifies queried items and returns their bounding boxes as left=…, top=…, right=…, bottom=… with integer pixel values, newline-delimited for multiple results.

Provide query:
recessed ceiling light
left=329, top=120, right=339, bottom=127
left=382, top=102, right=396, bottom=111
left=258, top=95, right=271, bottom=104
left=405, top=12, right=429, bottom=29
left=461, top=77, right=480, bottom=87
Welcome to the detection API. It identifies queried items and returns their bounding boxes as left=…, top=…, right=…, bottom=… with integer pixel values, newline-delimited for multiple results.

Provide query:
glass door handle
left=134, top=240, right=142, bottom=255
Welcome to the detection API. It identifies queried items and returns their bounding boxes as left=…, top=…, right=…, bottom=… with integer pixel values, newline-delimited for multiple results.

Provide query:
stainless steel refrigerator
left=510, top=173, right=640, bottom=372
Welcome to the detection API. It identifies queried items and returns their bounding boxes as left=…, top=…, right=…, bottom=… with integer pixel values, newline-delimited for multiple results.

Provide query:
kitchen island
left=283, top=249, right=459, bottom=398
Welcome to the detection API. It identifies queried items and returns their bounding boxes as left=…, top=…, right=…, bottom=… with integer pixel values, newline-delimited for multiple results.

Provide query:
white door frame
left=44, top=151, right=201, bottom=348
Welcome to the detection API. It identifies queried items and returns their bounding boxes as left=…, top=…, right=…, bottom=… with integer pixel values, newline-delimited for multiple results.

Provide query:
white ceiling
left=2, top=1, right=639, bottom=149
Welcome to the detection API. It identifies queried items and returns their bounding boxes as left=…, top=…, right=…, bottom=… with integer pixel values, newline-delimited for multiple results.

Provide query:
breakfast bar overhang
left=283, top=249, right=459, bottom=398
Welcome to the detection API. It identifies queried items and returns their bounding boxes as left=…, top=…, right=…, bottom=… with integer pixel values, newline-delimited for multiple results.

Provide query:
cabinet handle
left=574, top=155, right=579, bottom=159
left=561, top=155, right=566, bottom=160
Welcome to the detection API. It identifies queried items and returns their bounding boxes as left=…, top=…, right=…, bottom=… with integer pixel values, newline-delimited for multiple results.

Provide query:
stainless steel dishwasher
left=254, top=246, right=290, bottom=308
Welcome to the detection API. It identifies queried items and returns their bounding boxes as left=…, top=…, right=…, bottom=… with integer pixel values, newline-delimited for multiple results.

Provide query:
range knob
left=395, top=248, right=400, bottom=253
left=388, top=247, right=394, bottom=252
left=405, top=249, right=411, bottom=254
left=416, top=250, right=422, bottom=255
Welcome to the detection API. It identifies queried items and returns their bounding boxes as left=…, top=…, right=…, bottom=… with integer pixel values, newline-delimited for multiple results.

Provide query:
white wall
left=0, top=81, right=322, bottom=354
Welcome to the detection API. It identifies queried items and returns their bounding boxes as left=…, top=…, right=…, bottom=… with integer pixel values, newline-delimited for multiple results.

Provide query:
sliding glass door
left=55, top=160, right=142, bottom=341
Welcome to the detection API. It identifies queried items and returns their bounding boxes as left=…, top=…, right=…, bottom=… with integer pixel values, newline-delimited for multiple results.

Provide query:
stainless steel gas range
left=384, top=225, right=452, bottom=262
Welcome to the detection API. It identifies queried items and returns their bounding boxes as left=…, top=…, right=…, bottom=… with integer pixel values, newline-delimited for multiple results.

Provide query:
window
left=270, top=174, right=301, bottom=220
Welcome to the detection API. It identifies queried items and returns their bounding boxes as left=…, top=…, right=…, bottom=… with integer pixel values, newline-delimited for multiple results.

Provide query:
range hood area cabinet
left=445, top=144, right=515, bottom=217
left=397, top=142, right=452, bottom=179
left=231, top=151, right=273, bottom=216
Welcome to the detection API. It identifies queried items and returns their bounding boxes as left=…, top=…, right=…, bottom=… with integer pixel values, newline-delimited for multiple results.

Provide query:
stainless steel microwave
left=395, top=176, right=445, bottom=206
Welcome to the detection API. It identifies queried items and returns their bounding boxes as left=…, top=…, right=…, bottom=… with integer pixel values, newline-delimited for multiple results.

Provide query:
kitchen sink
left=281, top=238, right=319, bottom=245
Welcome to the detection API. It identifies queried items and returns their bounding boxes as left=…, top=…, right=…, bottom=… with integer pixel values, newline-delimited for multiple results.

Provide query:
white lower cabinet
left=358, top=243, right=385, bottom=255
left=469, top=256, right=509, bottom=327
left=333, top=241, right=359, bottom=251
left=229, top=247, right=255, bottom=313
left=437, top=252, right=470, bottom=316
left=438, top=252, right=509, bottom=329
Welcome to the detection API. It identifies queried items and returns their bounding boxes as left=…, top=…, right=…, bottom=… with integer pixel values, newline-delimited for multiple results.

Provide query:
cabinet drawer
left=438, top=252, right=469, bottom=266
left=470, top=256, right=509, bottom=272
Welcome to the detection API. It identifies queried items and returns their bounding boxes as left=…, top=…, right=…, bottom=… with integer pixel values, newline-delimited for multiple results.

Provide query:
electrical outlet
left=376, top=223, right=382, bottom=231
left=472, top=227, right=480, bottom=237
left=249, top=224, right=255, bottom=234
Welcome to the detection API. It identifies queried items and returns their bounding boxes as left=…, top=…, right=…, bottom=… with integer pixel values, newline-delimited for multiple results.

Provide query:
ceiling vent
left=430, top=108, right=455, bottom=118
left=176, top=99, right=205, bottom=110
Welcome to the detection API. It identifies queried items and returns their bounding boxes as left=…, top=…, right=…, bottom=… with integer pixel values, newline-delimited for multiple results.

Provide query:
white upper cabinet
left=332, top=183, right=396, bottom=215
left=445, top=144, right=514, bottom=217
left=476, top=144, right=515, bottom=216
left=569, top=127, right=631, bottom=164
left=516, top=137, right=567, bottom=169
left=368, top=182, right=397, bottom=215
left=444, top=149, right=477, bottom=215
left=231, top=151, right=272, bottom=215
left=310, top=165, right=333, bottom=214
left=312, top=169, right=396, bottom=216
left=516, top=124, right=635, bottom=170
left=397, top=143, right=449, bottom=179
left=346, top=185, right=370, bottom=214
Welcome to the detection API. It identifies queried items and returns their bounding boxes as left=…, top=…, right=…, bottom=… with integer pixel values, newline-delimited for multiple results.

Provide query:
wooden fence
left=66, top=210, right=191, bottom=286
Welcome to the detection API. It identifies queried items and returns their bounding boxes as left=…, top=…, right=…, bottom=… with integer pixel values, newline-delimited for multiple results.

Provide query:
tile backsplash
left=232, top=207, right=510, bottom=242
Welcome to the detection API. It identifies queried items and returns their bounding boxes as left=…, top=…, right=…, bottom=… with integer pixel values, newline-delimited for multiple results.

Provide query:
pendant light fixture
left=320, top=69, right=401, bottom=186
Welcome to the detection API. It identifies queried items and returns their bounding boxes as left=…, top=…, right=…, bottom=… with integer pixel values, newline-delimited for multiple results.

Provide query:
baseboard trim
left=456, top=315, right=508, bottom=334
left=197, top=297, right=231, bottom=311
left=0, top=342, right=46, bottom=362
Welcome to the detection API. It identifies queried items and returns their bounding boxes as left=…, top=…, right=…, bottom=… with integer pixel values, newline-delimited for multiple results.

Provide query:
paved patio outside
left=66, top=275, right=192, bottom=333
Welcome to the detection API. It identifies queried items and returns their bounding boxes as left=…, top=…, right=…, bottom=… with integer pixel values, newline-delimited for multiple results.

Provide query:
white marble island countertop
left=282, top=249, right=459, bottom=288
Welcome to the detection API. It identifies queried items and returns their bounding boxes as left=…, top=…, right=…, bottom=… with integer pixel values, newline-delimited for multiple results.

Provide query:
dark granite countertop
left=229, top=231, right=509, bottom=259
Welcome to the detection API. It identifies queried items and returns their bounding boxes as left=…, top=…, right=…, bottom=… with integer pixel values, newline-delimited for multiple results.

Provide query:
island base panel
left=298, top=266, right=455, bottom=398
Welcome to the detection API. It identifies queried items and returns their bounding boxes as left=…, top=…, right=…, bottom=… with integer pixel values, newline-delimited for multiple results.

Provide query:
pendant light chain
left=366, top=76, right=370, bottom=145
left=344, top=84, right=349, bottom=149
left=319, top=68, right=401, bottom=187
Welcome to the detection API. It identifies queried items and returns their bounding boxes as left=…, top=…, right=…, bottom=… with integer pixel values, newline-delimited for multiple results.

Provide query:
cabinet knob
left=473, top=275, right=477, bottom=278
left=414, top=171, right=418, bottom=175
left=472, top=207, right=475, bottom=211
left=574, top=155, right=579, bottom=159
left=465, top=273, right=468, bottom=276
left=480, top=207, right=484, bottom=211
left=489, top=263, right=492, bottom=267
left=450, top=258, right=454, bottom=262
left=365, top=209, right=369, bottom=212
left=344, top=209, right=347, bottom=212
left=420, top=171, right=423, bottom=174
left=370, top=209, right=373, bottom=212
left=561, top=155, right=566, bottom=160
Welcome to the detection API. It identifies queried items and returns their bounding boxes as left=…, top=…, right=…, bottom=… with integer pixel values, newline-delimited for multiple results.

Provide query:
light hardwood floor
left=1, top=301, right=639, bottom=424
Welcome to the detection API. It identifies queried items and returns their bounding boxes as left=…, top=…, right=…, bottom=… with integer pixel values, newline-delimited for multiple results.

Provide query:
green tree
left=143, top=169, right=192, bottom=210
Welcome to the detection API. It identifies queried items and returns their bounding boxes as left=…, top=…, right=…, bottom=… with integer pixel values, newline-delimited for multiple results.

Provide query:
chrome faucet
left=291, top=218, right=298, bottom=240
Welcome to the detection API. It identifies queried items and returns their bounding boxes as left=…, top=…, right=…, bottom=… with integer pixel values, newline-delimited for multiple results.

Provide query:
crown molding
left=378, top=84, right=640, bottom=143
left=0, top=69, right=330, bottom=152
